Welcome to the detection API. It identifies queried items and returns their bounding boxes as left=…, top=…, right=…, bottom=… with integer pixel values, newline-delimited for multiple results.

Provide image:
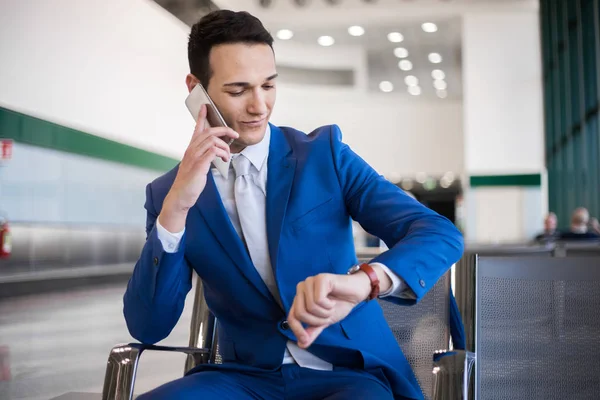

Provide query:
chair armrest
left=101, top=343, right=210, bottom=400
left=431, top=349, right=476, bottom=400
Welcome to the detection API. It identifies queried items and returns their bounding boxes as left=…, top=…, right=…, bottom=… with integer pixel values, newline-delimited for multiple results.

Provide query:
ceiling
left=154, top=0, right=537, bottom=100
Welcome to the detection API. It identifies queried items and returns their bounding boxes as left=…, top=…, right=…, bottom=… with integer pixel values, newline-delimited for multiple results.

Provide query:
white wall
left=0, top=0, right=463, bottom=179
left=0, top=0, right=194, bottom=159
left=463, top=11, right=544, bottom=175
left=461, top=10, right=545, bottom=243
left=272, top=85, right=463, bottom=177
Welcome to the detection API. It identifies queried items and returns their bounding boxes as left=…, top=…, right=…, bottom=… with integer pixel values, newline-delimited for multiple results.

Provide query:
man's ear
left=185, top=74, right=198, bottom=93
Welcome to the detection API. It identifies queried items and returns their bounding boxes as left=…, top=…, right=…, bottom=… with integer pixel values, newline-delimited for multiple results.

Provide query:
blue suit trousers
left=137, top=364, right=408, bottom=400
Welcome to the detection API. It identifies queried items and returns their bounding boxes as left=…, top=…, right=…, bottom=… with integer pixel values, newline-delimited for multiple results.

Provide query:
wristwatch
left=347, top=263, right=380, bottom=301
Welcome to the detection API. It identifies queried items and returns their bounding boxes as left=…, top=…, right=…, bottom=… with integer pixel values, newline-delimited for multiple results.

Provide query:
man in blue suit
left=124, top=9, right=464, bottom=400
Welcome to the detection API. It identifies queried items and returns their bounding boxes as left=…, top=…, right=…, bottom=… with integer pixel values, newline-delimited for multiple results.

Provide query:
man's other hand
left=287, top=269, right=376, bottom=349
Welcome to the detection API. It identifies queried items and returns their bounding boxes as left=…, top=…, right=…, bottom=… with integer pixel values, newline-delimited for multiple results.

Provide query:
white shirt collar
left=212, top=124, right=271, bottom=179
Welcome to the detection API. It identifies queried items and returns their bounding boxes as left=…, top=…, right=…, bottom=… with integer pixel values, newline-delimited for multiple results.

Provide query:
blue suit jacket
left=124, top=124, right=464, bottom=400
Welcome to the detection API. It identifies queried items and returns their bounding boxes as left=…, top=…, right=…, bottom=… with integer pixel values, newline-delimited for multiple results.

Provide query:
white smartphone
left=185, top=83, right=233, bottom=145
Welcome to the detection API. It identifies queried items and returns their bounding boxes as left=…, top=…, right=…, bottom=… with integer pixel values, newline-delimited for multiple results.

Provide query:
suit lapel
left=266, top=124, right=296, bottom=277
left=194, top=171, right=275, bottom=302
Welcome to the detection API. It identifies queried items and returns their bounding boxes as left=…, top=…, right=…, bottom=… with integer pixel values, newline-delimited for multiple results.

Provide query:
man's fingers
left=191, top=104, right=207, bottom=142
left=313, top=275, right=336, bottom=310
left=196, top=135, right=231, bottom=157
left=301, top=325, right=326, bottom=349
left=287, top=294, right=308, bottom=345
left=191, top=126, right=239, bottom=148
left=304, top=278, right=334, bottom=319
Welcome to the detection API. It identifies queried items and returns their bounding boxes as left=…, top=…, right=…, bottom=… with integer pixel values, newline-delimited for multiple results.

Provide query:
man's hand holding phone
left=159, top=104, right=238, bottom=233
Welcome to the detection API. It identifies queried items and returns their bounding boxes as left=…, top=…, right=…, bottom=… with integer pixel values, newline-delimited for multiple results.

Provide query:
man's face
left=545, top=215, right=557, bottom=231
left=188, top=43, right=277, bottom=153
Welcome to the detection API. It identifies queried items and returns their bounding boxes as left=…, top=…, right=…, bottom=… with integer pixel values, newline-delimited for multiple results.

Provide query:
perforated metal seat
left=103, top=268, right=470, bottom=400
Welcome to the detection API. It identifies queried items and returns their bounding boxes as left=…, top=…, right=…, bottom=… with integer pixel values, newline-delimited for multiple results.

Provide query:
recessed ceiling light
left=422, top=22, right=438, bottom=33
left=432, top=69, right=445, bottom=80
left=393, top=47, right=409, bottom=58
left=348, top=25, right=365, bottom=36
left=428, top=53, right=443, bottom=63
left=387, top=32, right=404, bottom=43
left=433, top=79, right=447, bottom=90
left=276, top=29, right=294, bottom=40
left=379, top=81, right=394, bottom=92
left=436, top=89, right=448, bottom=99
left=318, top=36, right=335, bottom=46
left=404, top=75, right=419, bottom=86
left=398, top=60, right=413, bottom=71
left=408, top=86, right=422, bottom=96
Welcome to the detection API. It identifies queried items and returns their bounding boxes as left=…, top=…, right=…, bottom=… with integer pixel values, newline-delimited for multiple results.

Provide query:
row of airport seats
left=454, top=240, right=600, bottom=399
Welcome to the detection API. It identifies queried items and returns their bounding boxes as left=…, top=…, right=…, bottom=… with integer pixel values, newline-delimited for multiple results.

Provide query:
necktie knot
left=233, top=154, right=251, bottom=178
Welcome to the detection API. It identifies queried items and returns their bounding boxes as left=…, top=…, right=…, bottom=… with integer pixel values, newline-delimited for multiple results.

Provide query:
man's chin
left=237, top=123, right=267, bottom=141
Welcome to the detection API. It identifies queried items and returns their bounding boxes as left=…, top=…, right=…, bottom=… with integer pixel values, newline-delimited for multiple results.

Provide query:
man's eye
left=263, top=85, right=274, bottom=90
left=229, top=91, right=244, bottom=97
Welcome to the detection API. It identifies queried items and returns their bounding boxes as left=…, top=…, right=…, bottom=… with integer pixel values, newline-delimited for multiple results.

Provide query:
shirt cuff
left=156, top=218, right=185, bottom=253
left=372, top=262, right=417, bottom=300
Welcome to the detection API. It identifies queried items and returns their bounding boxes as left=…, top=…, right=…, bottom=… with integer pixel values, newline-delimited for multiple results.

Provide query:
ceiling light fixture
left=379, top=81, right=394, bottom=92
left=276, top=29, right=294, bottom=40
left=428, top=53, right=443, bottom=63
left=422, top=22, right=438, bottom=33
left=398, top=60, right=413, bottom=71
left=348, top=26, right=365, bottom=36
left=431, top=69, right=445, bottom=80
left=433, top=79, right=447, bottom=90
left=317, top=35, right=335, bottom=46
left=387, top=32, right=404, bottom=43
left=404, top=75, right=419, bottom=86
left=393, top=47, right=409, bottom=58
left=436, top=89, right=448, bottom=99
left=408, top=86, right=422, bottom=96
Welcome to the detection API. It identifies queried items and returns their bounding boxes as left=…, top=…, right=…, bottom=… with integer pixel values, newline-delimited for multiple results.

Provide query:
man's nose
left=247, top=89, right=267, bottom=115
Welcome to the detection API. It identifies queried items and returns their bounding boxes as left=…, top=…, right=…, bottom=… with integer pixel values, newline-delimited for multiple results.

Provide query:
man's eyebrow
left=222, top=74, right=279, bottom=88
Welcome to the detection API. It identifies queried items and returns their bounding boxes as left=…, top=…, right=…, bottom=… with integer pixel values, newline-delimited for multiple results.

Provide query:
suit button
left=419, top=279, right=426, bottom=288
left=280, top=320, right=289, bottom=330
left=153, top=257, right=159, bottom=266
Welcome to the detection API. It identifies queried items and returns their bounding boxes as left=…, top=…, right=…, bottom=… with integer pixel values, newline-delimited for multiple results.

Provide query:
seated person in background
left=123, top=9, right=464, bottom=400
left=533, top=212, right=559, bottom=243
left=590, top=217, right=600, bottom=235
left=559, top=207, right=600, bottom=240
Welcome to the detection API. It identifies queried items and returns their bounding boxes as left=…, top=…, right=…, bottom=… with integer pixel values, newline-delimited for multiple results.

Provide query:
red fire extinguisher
left=0, top=216, right=11, bottom=259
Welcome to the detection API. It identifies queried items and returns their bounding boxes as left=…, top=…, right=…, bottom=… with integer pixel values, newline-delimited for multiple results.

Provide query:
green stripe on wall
left=0, top=107, right=179, bottom=172
left=470, top=174, right=541, bottom=187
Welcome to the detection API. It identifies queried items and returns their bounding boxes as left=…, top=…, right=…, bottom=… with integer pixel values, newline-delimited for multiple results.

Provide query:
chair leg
left=432, top=350, right=476, bottom=400
left=102, top=343, right=144, bottom=400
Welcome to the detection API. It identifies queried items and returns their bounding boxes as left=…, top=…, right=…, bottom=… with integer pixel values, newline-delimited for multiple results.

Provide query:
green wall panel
left=470, top=174, right=542, bottom=187
left=0, top=107, right=179, bottom=172
left=541, top=0, right=600, bottom=227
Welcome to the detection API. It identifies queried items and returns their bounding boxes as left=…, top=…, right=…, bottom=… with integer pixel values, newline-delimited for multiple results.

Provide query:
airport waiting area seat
left=454, top=241, right=600, bottom=400
left=101, top=263, right=474, bottom=400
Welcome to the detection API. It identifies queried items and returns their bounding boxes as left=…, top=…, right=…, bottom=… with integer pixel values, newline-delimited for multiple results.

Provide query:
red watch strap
left=359, top=263, right=380, bottom=301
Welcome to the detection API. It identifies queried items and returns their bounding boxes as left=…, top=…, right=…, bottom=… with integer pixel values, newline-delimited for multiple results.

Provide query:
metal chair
left=102, top=268, right=473, bottom=400
left=456, top=254, right=600, bottom=399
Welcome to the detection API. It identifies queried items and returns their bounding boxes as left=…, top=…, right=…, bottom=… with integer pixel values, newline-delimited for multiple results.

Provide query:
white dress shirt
left=156, top=124, right=414, bottom=370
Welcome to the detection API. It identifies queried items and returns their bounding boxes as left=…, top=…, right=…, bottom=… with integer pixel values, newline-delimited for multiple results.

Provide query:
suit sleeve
left=123, top=183, right=193, bottom=344
left=329, top=125, right=464, bottom=305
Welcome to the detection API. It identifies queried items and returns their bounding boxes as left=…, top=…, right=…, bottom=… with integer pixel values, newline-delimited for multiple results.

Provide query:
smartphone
left=185, top=83, right=233, bottom=145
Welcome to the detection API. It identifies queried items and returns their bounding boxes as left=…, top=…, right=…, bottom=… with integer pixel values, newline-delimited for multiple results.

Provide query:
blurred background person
left=533, top=212, right=559, bottom=243
left=559, top=207, right=600, bottom=240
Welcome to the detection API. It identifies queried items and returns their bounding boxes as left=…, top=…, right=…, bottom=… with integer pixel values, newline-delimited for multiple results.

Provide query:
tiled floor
left=0, top=280, right=196, bottom=400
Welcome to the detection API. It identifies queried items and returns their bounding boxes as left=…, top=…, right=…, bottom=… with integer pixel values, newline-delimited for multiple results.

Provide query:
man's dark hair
left=188, top=10, right=274, bottom=88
